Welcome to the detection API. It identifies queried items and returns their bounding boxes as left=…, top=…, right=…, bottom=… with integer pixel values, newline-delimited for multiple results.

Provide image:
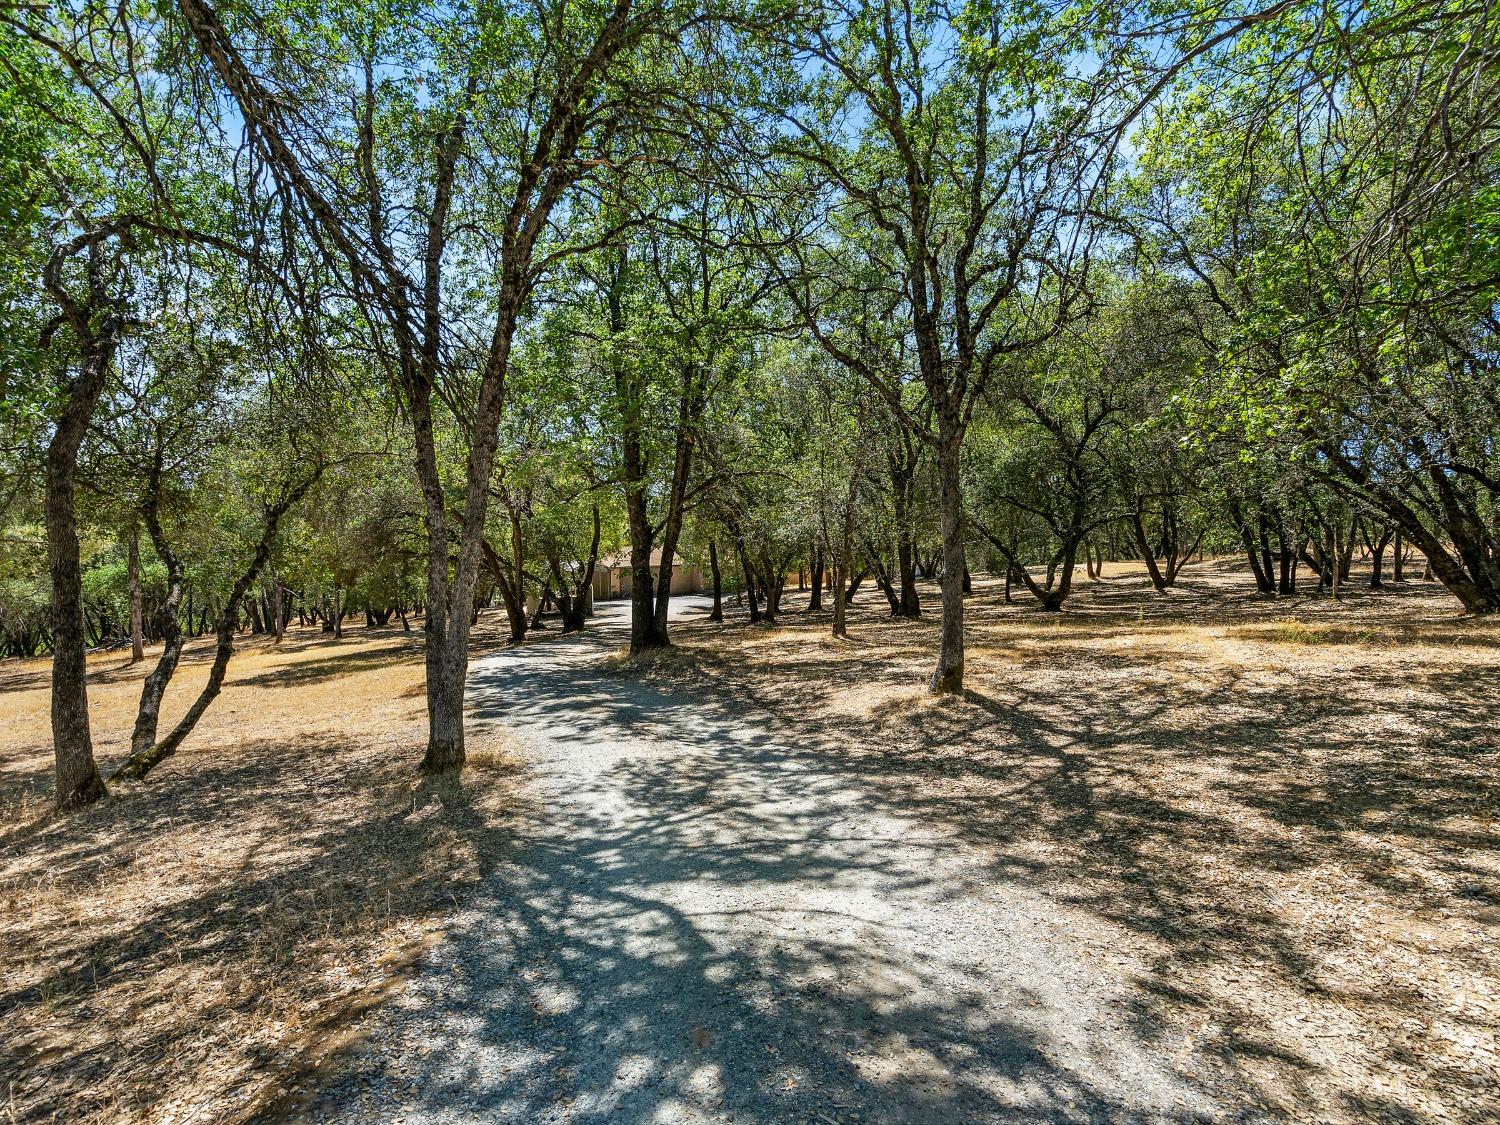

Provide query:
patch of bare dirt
left=0, top=618, right=525, bottom=1124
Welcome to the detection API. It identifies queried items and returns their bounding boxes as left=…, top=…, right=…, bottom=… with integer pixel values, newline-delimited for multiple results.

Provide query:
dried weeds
left=0, top=618, right=524, bottom=1124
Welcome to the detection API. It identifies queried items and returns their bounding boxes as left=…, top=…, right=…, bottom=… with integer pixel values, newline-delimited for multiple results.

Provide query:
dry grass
left=640, top=558, right=1500, bottom=1125
left=0, top=618, right=524, bottom=1124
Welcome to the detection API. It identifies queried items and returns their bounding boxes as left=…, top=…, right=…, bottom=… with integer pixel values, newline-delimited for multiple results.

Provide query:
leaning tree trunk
left=115, top=474, right=322, bottom=780
left=931, top=425, right=966, bottom=694
left=130, top=505, right=186, bottom=756
left=1132, top=509, right=1169, bottom=593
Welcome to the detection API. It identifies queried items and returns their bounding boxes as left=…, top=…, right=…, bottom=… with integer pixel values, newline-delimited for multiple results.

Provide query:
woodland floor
left=0, top=616, right=523, bottom=1123
left=2, top=559, right=1498, bottom=1123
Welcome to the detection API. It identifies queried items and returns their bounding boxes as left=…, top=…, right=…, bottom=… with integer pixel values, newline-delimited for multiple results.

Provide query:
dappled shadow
left=626, top=564, right=1500, bottom=1122
left=311, top=565, right=1500, bottom=1122
left=313, top=601, right=1242, bottom=1122
left=0, top=733, right=521, bottom=1124
left=235, top=642, right=424, bottom=688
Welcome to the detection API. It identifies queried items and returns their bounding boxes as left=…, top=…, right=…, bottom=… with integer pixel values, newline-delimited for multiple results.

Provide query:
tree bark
left=113, top=475, right=320, bottom=781
left=931, top=428, right=965, bottom=693
left=806, top=546, right=824, bottom=612
left=708, top=541, right=723, bottom=622
left=130, top=490, right=187, bottom=756
left=128, top=523, right=145, bottom=663
left=1133, top=509, right=1168, bottom=593
left=46, top=384, right=110, bottom=808
left=44, top=324, right=116, bottom=809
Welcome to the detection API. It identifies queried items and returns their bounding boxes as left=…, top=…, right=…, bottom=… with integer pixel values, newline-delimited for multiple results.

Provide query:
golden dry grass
left=640, top=558, right=1500, bottom=1125
left=0, top=618, right=523, bottom=1124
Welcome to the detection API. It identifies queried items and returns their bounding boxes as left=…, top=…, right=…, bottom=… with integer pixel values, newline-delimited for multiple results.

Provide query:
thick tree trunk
left=1132, top=510, right=1169, bottom=593
left=806, top=547, right=824, bottom=612
left=45, top=345, right=114, bottom=808
left=46, top=408, right=108, bottom=808
left=931, top=429, right=965, bottom=694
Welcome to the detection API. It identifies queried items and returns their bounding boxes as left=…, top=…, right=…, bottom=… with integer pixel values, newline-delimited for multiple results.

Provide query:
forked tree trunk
left=130, top=503, right=186, bottom=755
left=1133, top=510, right=1169, bottom=593
left=734, top=537, right=760, bottom=623
left=115, top=476, right=321, bottom=780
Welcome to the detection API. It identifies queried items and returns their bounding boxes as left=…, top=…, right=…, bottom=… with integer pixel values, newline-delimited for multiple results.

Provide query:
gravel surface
left=312, top=597, right=1266, bottom=1124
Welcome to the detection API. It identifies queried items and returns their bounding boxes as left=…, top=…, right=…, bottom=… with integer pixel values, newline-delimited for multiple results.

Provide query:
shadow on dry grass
left=0, top=617, right=525, bottom=1124
left=613, top=560, right=1500, bottom=1124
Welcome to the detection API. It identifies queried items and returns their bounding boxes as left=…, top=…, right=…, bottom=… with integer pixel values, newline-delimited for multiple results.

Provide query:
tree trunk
left=806, top=546, right=824, bottom=612
left=867, top=539, right=901, bottom=615
left=831, top=544, right=848, bottom=638
left=895, top=535, right=920, bottom=617
left=733, top=535, right=760, bottom=623
left=128, top=523, right=145, bottom=663
left=130, top=500, right=187, bottom=756
left=931, top=428, right=965, bottom=694
left=1229, top=498, right=1273, bottom=593
left=708, top=541, right=723, bottom=622
left=44, top=350, right=113, bottom=809
left=1132, top=510, right=1169, bottom=593
left=115, top=476, right=319, bottom=780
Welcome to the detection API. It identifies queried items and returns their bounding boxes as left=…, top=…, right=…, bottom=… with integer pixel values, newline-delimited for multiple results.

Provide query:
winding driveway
left=319, top=597, right=1230, bottom=1124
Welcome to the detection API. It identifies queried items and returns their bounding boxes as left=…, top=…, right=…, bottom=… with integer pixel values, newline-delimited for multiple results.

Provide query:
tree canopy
left=3, top=0, right=1497, bottom=806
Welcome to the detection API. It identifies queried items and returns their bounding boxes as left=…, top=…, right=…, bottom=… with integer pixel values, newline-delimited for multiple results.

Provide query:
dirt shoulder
left=0, top=619, right=523, bottom=1124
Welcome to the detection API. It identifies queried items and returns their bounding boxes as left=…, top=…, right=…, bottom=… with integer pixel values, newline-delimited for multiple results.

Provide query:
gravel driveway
left=315, top=597, right=1251, bottom=1124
